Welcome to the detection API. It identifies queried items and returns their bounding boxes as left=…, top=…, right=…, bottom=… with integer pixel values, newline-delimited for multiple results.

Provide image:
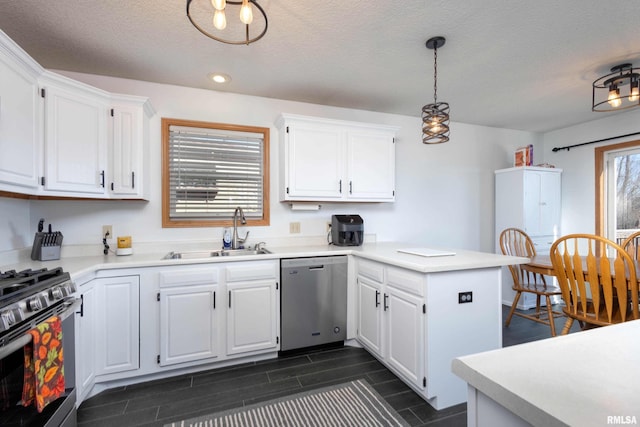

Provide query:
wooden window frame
left=161, top=118, right=270, bottom=228
left=595, top=139, right=640, bottom=237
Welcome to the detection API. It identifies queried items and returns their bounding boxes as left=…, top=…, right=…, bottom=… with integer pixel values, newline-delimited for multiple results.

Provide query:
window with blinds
left=162, top=118, right=270, bottom=227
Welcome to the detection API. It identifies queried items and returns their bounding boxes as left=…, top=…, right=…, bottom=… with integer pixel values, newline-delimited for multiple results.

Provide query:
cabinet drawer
left=158, top=267, right=219, bottom=287
left=357, top=259, right=384, bottom=283
left=386, top=266, right=424, bottom=296
left=226, top=261, right=277, bottom=282
left=530, top=235, right=556, bottom=253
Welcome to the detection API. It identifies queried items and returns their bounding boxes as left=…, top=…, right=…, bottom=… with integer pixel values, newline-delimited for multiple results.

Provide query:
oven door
left=0, top=298, right=79, bottom=427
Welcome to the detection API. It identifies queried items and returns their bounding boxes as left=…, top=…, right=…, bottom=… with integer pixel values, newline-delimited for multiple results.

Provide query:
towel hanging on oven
left=20, top=316, right=65, bottom=413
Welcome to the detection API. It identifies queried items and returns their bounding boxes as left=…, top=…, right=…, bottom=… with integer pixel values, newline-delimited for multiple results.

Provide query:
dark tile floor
left=77, top=305, right=578, bottom=427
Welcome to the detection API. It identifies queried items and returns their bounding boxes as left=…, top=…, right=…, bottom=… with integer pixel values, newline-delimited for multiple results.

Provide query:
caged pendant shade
left=422, top=37, right=450, bottom=144
left=186, top=0, right=268, bottom=45
left=592, top=63, right=640, bottom=112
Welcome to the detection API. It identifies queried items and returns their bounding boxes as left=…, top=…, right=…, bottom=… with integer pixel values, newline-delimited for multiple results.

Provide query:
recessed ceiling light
left=208, top=73, right=231, bottom=84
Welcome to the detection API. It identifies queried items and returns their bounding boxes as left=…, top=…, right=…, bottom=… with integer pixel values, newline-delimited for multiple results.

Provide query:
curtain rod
left=552, top=131, right=640, bottom=152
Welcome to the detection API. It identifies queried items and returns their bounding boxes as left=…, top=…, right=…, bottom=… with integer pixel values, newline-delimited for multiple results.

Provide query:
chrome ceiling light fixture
left=592, top=63, right=640, bottom=112
left=186, top=0, right=268, bottom=45
left=422, top=36, right=450, bottom=144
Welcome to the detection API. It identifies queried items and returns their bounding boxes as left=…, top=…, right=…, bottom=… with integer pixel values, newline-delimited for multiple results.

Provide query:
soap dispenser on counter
left=223, top=228, right=232, bottom=249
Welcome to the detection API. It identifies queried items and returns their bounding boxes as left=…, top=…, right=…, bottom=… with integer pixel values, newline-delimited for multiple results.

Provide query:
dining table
left=521, top=255, right=555, bottom=277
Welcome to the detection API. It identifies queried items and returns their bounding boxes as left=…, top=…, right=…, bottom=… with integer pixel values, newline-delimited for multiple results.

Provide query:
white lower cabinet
left=356, top=260, right=425, bottom=390
left=227, top=280, right=278, bottom=355
left=385, top=284, right=424, bottom=388
left=158, top=267, right=220, bottom=366
left=94, top=275, right=140, bottom=376
left=75, top=279, right=97, bottom=403
left=356, top=275, right=384, bottom=356
left=226, top=261, right=279, bottom=355
left=76, top=274, right=140, bottom=403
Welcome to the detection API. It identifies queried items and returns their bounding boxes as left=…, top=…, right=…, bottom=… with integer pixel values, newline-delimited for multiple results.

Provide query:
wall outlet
left=289, top=222, right=301, bottom=234
left=458, top=291, right=473, bottom=304
left=102, top=225, right=113, bottom=240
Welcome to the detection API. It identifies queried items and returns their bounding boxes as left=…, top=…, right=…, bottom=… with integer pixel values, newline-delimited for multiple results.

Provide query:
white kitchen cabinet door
left=42, top=84, right=108, bottom=195
left=0, top=37, right=41, bottom=190
left=385, top=285, right=424, bottom=389
left=159, top=284, right=219, bottom=366
left=284, top=121, right=344, bottom=199
left=523, top=170, right=562, bottom=237
left=347, top=130, right=395, bottom=201
left=75, top=280, right=97, bottom=403
left=108, top=104, right=142, bottom=197
left=226, top=280, right=278, bottom=355
left=277, top=114, right=399, bottom=202
left=356, top=275, right=384, bottom=357
left=94, top=276, right=140, bottom=377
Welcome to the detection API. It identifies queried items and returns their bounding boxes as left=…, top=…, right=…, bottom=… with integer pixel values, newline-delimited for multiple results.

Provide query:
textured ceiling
left=0, top=0, right=639, bottom=132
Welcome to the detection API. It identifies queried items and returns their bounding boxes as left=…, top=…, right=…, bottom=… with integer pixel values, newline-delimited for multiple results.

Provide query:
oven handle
left=0, top=298, right=81, bottom=361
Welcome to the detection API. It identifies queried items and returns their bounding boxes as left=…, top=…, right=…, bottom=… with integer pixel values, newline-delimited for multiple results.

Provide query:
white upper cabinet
left=0, top=30, right=154, bottom=199
left=41, top=75, right=109, bottom=195
left=0, top=30, right=42, bottom=191
left=277, top=114, right=398, bottom=202
left=108, top=97, right=154, bottom=199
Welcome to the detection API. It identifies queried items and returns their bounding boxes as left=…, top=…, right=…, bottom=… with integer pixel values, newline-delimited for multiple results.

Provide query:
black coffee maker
left=331, top=214, right=364, bottom=246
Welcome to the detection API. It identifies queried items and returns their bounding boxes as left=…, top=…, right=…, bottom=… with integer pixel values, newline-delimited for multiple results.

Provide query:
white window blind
left=168, top=125, right=264, bottom=220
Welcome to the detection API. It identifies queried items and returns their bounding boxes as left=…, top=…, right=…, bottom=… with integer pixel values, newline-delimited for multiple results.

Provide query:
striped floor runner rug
left=165, top=379, right=409, bottom=427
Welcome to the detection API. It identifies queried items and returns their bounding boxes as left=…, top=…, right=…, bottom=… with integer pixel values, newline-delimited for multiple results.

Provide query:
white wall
left=542, top=108, right=640, bottom=236
left=0, top=71, right=541, bottom=254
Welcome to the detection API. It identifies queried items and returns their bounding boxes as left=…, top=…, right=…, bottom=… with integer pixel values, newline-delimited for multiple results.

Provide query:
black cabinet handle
left=213, top=291, right=216, bottom=309
left=339, top=179, right=342, bottom=193
left=383, top=294, right=389, bottom=311
left=110, top=182, right=114, bottom=191
left=100, top=170, right=105, bottom=188
left=375, top=290, right=380, bottom=307
left=132, top=171, right=135, bottom=189
left=77, top=294, right=84, bottom=317
left=228, top=290, right=231, bottom=308
left=349, top=181, right=353, bottom=194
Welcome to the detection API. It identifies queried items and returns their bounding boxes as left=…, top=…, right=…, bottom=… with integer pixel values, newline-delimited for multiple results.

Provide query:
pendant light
left=592, top=63, right=640, bottom=112
left=422, top=36, right=450, bottom=144
left=187, top=0, right=268, bottom=45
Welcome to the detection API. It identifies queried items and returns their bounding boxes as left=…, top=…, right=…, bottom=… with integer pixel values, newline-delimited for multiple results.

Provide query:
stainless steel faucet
left=232, top=206, right=249, bottom=249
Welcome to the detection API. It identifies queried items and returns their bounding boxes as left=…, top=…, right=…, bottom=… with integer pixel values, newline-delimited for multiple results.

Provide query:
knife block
left=30, top=232, right=63, bottom=261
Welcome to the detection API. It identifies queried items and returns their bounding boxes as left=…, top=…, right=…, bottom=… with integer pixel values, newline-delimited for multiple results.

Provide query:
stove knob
left=1, top=310, right=16, bottom=327
left=27, top=296, right=42, bottom=312
left=49, top=287, right=64, bottom=300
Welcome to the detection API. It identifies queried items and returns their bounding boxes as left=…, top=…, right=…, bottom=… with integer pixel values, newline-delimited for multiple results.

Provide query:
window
left=595, top=140, right=640, bottom=243
left=162, top=118, right=270, bottom=227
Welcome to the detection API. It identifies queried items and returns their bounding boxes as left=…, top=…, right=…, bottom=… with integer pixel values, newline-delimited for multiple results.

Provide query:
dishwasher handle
left=308, top=265, right=325, bottom=271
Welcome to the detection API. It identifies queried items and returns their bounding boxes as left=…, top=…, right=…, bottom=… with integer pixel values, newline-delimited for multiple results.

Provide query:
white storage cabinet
left=0, top=30, right=154, bottom=199
left=356, top=259, right=425, bottom=391
left=158, top=267, right=221, bottom=367
left=495, top=166, right=562, bottom=308
left=0, top=30, right=41, bottom=191
left=225, top=261, right=279, bottom=355
left=277, top=113, right=398, bottom=202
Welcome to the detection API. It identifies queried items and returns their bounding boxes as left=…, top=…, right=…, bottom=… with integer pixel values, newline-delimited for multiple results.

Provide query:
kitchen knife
left=38, top=218, right=44, bottom=233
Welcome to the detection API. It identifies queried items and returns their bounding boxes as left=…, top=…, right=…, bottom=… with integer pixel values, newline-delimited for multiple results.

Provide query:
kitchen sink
left=162, top=247, right=271, bottom=260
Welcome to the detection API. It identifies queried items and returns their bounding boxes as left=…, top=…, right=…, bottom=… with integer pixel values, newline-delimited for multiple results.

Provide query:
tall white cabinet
left=495, top=166, right=562, bottom=309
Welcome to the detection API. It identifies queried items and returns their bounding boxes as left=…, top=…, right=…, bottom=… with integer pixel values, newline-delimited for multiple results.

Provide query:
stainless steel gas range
left=0, top=267, right=80, bottom=427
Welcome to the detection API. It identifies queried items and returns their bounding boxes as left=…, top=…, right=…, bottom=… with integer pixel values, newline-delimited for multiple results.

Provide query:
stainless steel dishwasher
left=280, top=256, right=348, bottom=351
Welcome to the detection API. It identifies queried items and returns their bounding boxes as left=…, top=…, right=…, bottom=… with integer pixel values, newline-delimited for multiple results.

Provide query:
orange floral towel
left=21, top=315, right=65, bottom=412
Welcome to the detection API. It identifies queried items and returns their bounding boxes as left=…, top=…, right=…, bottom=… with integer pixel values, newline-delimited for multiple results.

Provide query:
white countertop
left=452, top=320, right=640, bottom=426
left=1, top=241, right=527, bottom=280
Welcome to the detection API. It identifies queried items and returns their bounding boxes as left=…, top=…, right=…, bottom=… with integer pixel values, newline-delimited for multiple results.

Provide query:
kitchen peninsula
left=453, top=319, right=640, bottom=426
left=0, top=242, right=527, bottom=411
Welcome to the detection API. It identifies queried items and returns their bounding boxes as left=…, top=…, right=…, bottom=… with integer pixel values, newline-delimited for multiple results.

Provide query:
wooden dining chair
left=550, top=234, right=640, bottom=335
left=621, top=230, right=640, bottom=261
left=499, top=228, right=563, bottom=336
